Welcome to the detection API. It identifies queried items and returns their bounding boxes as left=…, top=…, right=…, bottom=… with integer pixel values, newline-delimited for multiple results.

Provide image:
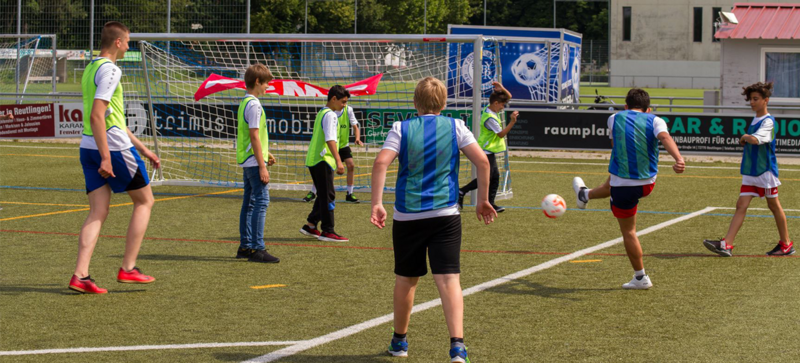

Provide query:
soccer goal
left=124, top=33, right=512, bottom=200
left=0, top=34, right=57, bottom=100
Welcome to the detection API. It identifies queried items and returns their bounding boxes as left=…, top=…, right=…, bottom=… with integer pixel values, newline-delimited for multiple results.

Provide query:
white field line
left=244, top=206, right=718, bottom=363
left=508, top=160, right=800, bottom=172
left=0, top=341, right=306, bottom=356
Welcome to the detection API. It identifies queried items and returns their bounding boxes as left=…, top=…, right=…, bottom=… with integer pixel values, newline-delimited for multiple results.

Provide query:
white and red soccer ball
left=541, top=194, right=567, bottom=218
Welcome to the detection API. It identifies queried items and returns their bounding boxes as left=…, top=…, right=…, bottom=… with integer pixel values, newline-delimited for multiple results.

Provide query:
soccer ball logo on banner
left=126, top=102, right=148, bottom=136
left=510, top=53, right=545, bottom=87
left=460, top=50, right=496, bottom=93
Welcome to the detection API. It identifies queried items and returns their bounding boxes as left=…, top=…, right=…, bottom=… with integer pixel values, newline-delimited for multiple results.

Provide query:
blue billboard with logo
left=447, top=25, right=581, bottom=104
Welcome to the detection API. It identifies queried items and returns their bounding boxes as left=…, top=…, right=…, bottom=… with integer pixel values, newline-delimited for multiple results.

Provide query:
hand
left=491, top=81, right=503, bottom=93
left=673, top=159, right=685, bottom=174
left=475, top=200, right=497, bottom=225
left=370, top=204, right=387, bottom=229
left=259, top=166, right=270, bottom=184
left=98, top=159, right=115, bottom=179
left=509, top=110, right=519, bottom=123
left=739, top=136, right=748, bottom=146
left=336, top=163, right=345, bottom=175
left=355, top=139, right=364, bottom=146
left=267, top=153, right=276, bottom=166
left=1, top=113, right=12, bottom=120
left=142, top=150, right=161, bottom=169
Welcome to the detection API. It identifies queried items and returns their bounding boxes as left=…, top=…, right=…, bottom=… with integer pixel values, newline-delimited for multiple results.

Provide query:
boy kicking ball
left=572, top=88, right=685, bottom=290
left=703, top=82, right=795, bottom=257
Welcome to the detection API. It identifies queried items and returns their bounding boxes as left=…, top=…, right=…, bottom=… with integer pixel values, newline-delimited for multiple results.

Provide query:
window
left=762, top=48, right=800, bottom=101
left=623, top=7, right=631, bottom=41
left=712, top=7, right=721, bottom=42
left=693, top=7, right=703, bottom=42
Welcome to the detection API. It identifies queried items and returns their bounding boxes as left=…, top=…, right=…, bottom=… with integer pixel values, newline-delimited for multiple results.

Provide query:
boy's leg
left=345, top=157, right=355, bottom=193
left=723, top=195, right=753, bottom=245
left=589, top=177, right=611, bottom=199
left=318, top=164, right=336, bottom=233
left=306, top=164, right=324, bottom=228
left=433, top=273, right=464, bottom=339
left=766, top=196, right=790, bottom=243
left=573, top=176, right=610, bottom=209
left=122, top=184, right=155, bottom=272
left=74, top=185, right=112, bottom=278
left=487, top=153, right=500, bottom=207
left=239, top=168, right=255, bottom=250
left=393, top=275, right=420, bottom=334
left=249, top=179, right=269, bottom=251
left=609, top=184, right=653, bottom=289
left=617, top=215, right=643, bottom=271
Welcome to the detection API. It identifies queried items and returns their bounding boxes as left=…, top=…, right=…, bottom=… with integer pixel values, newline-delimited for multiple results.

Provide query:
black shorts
left=609, top=183, right=655, bottom=218
left=392, top=215, right=461, bottom=277
left=338, top=146, right=353, bottom=161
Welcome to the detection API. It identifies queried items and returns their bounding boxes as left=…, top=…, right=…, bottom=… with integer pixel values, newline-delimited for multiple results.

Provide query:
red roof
left=715, top=3, right=800, bottom=39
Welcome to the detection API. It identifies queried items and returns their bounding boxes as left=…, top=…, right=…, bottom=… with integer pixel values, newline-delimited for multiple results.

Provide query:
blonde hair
left=244, top=63, right=273, bottom=89
left=414, top=77, right=447, bottom=114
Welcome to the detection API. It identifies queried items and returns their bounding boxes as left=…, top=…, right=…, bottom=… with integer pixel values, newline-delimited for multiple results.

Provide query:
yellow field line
left=569, top=259, right=603, bottom=263
left=0, top=201, right=89, bottom=207
left=1, top=153, right=77, bottom=158
left=514, top=170, right=800, bottom=181
left=0, top=188, right=242, bottom=222
left=250, top=284, right=287, bottom=289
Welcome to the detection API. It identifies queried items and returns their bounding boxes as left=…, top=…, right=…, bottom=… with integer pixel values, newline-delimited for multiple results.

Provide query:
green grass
left=1, top=141, right=799, bottom=362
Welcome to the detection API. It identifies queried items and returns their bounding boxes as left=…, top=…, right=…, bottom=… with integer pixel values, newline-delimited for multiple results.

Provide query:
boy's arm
left=657, top=132, right=685, bottom=173
left=370, top=149, right=397, bottom=229
left=492, top=81, right=512, bottom=99
left=126, top=129, right=161, bottom=170
left=496, top=111, right=519, bottom=138
left=353, top=124, right=363, bottom=146
left=91, top=99, right=115, bottom=178
left=461, top=143, right=497, bottom=224
left=327, top=140, right=344, bottom=174
left=249, top=129, right=269, bottom=184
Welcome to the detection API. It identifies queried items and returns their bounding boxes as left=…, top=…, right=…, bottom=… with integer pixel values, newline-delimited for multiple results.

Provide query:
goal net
left=123, top=34, right=512, bottom=200
left=0, top=34, right=57, bottom=101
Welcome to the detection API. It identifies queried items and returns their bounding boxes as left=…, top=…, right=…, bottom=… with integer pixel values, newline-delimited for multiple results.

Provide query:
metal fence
left=580, top=39, right=608, bottom=85
left=0, top=1, right=250, bottom=52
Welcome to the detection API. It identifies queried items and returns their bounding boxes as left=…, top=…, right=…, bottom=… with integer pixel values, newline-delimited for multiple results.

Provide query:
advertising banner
left=507, top=110, right=800, bottom=154
left=0, top=104, right=55, bottom=137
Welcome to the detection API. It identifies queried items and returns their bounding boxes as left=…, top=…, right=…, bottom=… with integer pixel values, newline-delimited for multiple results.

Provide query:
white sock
left=581, top=189, right=590, bottom=201
left=311, top=185, right=317, bottom=194
left=720, top=239, right=727, bottom=248
left=347, top=185, right=354, bottom=194
left=634, top=269, right=646, bottom=277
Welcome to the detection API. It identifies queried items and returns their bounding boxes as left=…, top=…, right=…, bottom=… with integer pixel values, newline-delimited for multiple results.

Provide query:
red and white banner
left=0, top=104, right=56, bottom=138
left=194, top=73, right=383, bottom=101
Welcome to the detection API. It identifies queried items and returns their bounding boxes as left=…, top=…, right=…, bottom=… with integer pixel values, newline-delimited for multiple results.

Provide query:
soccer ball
left=510, top=52, right=545, bottom=87
left=541, top=194, right=567, bottom=219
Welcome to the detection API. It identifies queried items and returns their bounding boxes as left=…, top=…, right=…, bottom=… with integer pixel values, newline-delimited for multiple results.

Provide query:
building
left=609, top=0, right=780, bottom=89
left=716, top=3, right=800, bottom=107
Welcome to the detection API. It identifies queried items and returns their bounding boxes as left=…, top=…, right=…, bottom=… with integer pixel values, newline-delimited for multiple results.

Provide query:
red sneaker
left=117, top=267, right=156, bottom=284
left=300, top=224, right=321, bottom=238
left=69, top=275, right=108, bottom=294
left=318, top=231, right=349, bottom=242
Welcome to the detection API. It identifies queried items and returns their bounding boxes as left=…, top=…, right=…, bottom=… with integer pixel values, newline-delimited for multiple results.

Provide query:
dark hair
left=489, top=91, right=510, bottom=105
left=244, top=63, right=273, bottom=89
left=742, top=82, right=773, bottom=100
left=327, top=85, right=350, bottom=102
left=100, top=21, right=130, bottom=49
left=625, top=88, right=650, bottom=111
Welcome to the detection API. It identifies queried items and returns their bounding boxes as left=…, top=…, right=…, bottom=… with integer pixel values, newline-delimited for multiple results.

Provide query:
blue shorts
left=609, top=183, right=655, bottom=218
left=80, top=147, right=150, bottom=193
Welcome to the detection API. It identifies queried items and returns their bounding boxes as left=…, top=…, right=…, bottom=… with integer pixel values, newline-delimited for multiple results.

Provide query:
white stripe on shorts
left=121, top=148, right=138, bottom=178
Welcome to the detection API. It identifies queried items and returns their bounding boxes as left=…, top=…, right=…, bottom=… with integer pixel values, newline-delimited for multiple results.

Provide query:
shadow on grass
left=0, top=284, right=147, bottom=295
left=107, top=254, right=238, bottom=262
left=488, top=280, right=615, bottom=300
left=216, top=352, right=395, bottom=362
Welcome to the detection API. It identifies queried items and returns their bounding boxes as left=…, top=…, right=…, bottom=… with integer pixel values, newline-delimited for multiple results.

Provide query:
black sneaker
left=248, top=249, right=280, bottom=263
left=766, top=240, right=796, bottom=256
left=492, top=205, right=505, bottom=213
left=346, top=193, right=360, bottom=203
left=303, top=191, right=316, bottom=202
left=703, top=239, right=733, bottom=257
left=457, top=192, right=465, bottom=210
left=236, top=248, right=255, bottom=259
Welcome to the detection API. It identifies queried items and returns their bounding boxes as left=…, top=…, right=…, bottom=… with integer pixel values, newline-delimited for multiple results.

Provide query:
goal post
left=0, top=34, right=57, bottom=101
left=124, top=33, right=511, bottom=199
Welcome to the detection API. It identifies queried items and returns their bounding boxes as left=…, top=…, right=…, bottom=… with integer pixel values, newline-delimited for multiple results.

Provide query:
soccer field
left=1, top=141, right=799, bottom=362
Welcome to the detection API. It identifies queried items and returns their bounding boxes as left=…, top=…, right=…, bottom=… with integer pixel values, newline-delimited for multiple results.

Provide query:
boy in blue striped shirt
left=371, top=77, right=496, bottom=362
left=572, top=88, right=685, bottom=289
left=703, top=82, right=794, bottom=257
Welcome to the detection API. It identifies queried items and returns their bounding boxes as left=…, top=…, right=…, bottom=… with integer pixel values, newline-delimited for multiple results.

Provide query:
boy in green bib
left=299, top=86, right=349, bottom=242
left=235, top=64, right=279, bottom=263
